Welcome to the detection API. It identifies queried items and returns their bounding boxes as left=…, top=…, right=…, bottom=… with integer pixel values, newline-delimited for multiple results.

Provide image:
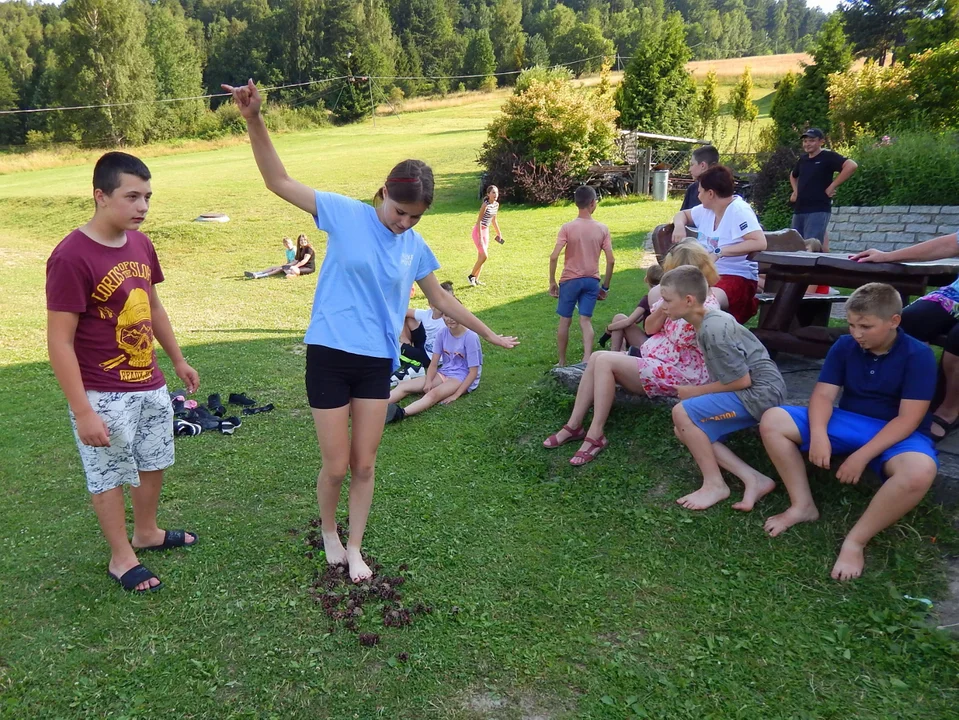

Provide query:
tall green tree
left=841, top=0, right=919, bottom=64
left=53, top=0, right=156, bottom=145
left=463, top=28, right=496, bottom=89
left=490, top=0, right=526, bottom=76
left=551, top=21, right=614, bottom=75
left=0, top=64, right=19, bottom=144
left=145, top=0, right=205, bottom=141
left=615, top=11, right=696, bottom=135
left=730, top=66, right=758, bottom=151
left=903, top=0, right=959, bottom=60
left=695, top=68, right=721, bottom=139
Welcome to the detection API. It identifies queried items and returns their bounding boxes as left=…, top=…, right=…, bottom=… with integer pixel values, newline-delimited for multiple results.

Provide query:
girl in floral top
left=543, top=241, right=724, bottom=466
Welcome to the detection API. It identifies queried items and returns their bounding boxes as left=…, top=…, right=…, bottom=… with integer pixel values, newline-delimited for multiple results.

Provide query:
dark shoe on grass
left=208, top=393, right=226, bottom=416
left=385, top=403, right=406, bottom=424
left=134, top=529, right=198, bottom=552
left=228, top=392, right=257, bottom=406
left=108, top=564, right=163, bottom=593
left=242, top=403, right=274, bottom=416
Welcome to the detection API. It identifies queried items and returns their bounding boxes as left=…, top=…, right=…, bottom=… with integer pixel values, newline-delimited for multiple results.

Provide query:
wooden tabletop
left=753, top=251, right=959, bottom=277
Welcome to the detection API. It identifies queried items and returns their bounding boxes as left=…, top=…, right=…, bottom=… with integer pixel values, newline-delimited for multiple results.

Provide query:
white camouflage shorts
left=69, top=387, right=175, bottom=494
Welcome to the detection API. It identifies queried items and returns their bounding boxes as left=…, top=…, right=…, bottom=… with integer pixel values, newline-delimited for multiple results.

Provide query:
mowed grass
left=1, top=95, right=958, bottom=719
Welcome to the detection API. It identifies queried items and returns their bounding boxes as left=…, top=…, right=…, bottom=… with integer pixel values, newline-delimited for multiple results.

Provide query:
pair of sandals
left=107, top=529, right=198, bottom=594
left=542, top=424, right=608, bottom=466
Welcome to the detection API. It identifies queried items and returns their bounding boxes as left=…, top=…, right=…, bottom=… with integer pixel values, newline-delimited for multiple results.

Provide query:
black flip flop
left=134, top=529, right=198, bottom=552
left=930, top=414, right=959, bottom=442
left=108, top=564, right=163, bottom=593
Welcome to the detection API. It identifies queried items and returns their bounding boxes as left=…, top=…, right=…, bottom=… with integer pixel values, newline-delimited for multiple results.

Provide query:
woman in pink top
left=543, top=242, right=724, bottom=466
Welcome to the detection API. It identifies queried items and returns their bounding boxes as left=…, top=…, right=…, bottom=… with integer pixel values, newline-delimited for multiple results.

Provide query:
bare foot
left=109, top=556, right=160, bottom=592
left=676, top=484, right=730, bottom=510
left=763, top=505, right=820, bottom=537
left=322, top=531, right=347, bottom=566
left=347, top=546, right=373, bottom=583
left=732, top=473, right=776, bottom=512
left=831, top=541, right=865, bottom=581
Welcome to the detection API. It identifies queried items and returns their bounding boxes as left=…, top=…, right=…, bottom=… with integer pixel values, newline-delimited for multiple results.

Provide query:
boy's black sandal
left=242, top=403, right=274, bottom=416
left=108, top=564, right=163, bottom=593
left=134, top=529, right=199, bottom=552
left=228, top=393, right=257, bottom=406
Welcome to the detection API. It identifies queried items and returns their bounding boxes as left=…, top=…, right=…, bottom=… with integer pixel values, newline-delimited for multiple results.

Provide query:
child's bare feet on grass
left=676, top=484, right=730, bottom=510
left=322, top=531, right=347, bottom=566
left=831, top=541, right=865, bottom=581
left=763, top=505, right=820, bottom=537
left=347, top=546, right=373, bottom=583
left=732, top=473, right=776, bottom=512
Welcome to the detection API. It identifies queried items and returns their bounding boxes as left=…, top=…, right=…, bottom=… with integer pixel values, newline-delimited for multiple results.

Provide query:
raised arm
left=417, top=273, right=518, bottom=349
left=221, top=80, right=317, bottom=216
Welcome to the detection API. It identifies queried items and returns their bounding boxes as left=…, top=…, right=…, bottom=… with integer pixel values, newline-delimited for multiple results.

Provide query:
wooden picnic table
left=752, top=250, right=959, bottom=358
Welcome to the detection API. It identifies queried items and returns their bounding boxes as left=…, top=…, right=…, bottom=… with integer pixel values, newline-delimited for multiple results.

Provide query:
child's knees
left=613, top=313, right=628, bottom=322
left=887, top=456, right=937, bottom=494
left=350, top=463, right=376, bottom=481
left=671, top=403, right=691, bottom=428
left=759, top=407, right=791, bottom=439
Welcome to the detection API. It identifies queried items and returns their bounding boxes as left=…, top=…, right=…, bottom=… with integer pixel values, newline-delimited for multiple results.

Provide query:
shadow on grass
left=1, top=279, right=958, bottom=718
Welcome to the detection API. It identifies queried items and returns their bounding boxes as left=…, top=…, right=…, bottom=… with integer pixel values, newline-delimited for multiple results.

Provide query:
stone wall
left=827, top=205, right=959, bottom=254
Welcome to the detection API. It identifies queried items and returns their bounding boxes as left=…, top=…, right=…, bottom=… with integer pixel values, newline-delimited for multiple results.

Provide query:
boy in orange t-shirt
left=549, top=186, right=615, bottom=366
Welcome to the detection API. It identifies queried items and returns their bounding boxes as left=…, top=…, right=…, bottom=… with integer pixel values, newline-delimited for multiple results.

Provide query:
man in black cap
left=790, top=128, right=858, bottom=250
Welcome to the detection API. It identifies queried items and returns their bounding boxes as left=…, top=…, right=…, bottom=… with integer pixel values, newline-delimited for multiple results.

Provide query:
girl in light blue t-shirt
left=223, top=80, right=520, bottom=584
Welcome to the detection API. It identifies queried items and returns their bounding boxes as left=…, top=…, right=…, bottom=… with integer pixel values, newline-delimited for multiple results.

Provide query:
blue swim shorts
left=781, top=406, right=938, bottom=478
left=557, top=277, right=600, bottom=318
left=680, top=391, right=758, bottom=443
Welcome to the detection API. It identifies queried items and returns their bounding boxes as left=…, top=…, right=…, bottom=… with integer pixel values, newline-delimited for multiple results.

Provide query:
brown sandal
left=570, top=435, right=608, bottom=466
left=543, top=424, right=586, bottom=449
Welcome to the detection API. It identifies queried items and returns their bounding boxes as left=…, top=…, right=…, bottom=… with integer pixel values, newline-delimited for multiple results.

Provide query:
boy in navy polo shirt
left=759, top=283, right=938, bottom=581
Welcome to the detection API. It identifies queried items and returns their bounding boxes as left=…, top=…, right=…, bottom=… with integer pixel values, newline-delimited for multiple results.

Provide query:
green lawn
left=1, top=96, right=958, bottom=719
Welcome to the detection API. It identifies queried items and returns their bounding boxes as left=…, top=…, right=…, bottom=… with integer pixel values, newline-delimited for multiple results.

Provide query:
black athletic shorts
left=305, top=344, right=392, bottom=409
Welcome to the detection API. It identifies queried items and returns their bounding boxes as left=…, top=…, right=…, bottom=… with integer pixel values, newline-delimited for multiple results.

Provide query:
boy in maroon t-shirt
left=46, top=152, right=200, bottom=594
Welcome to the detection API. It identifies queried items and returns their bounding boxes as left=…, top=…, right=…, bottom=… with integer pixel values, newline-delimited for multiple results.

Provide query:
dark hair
left=374, top=159, right=434, bottom=207
left=660, top=265, right=708, bottom=304
left=691, top=145, right=719, bottom=167
left=295, top=234, right=313, bottom=261
left=698, top=165, right=735, bottom=198
left=645, top=263, right=664, bottom=287
left=574, top=185, right=597, bottom=208
left=485, top=185, right=498, bottom=198
left=440, top=280, right=455, bottom=294
left=93, top=152, right=151, bottom=195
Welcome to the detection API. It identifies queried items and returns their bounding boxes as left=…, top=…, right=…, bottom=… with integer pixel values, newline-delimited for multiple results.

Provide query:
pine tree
left=730, top=66, right=758, bottom=152
left=695, top=68, right=721, bottom=140
left=615, top=11, right=695, bottom=136
left=53, top=0, right=156, bottom=145
left=145, top=0, right=205, bottom=141
left=463, top=29, right=496, bottom=90
left=0, top=63, right=19, bottom=144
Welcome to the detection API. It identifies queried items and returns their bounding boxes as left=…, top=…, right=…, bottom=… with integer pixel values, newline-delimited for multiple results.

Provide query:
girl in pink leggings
left=468, top=185, right=503, bottom=286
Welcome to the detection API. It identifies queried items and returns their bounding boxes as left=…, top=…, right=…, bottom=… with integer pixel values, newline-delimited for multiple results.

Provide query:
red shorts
left=716, top=275, right=759, bottom=324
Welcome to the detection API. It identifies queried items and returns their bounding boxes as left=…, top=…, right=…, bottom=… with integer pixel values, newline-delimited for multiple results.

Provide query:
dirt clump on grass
left=303, top=518, right=434, bottom=648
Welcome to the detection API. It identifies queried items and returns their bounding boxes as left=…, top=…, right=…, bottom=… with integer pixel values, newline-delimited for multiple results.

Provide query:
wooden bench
left=648, top=224, right=846, bottom=327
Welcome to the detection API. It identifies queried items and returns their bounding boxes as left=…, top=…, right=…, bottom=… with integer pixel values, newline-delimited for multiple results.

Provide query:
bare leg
left=712, top=443, right=776, bottom=511
left=470, top=248, right=488, bottom=279
left=622, top=324, right=649, bottom=351
left=609, top=313, right=629, bottom=352
left=831, top=452, right=936, bottom=581
left=130, top=469, right=196, bottom=548
left=577, top=352, right=647, bottom=451
left=557, top=316, right=572, bottom=366
left=759, top=408, right=820, bottom=535
left=672, top=404, right=731, bottom=510
left=344, top=398, right=389, bottom=582
left=931, top=351, right=959, bottom=436
left=92, top=487, right=159, bottom=592
left=399, top=377, right=460, bottom=417
left=549, top=353, right=602, bottom=446
left=312, top=405, right=352, bottom=566
left=388, top=376, right=427, bottom=404
left=579, top=314, right=595, bottom=364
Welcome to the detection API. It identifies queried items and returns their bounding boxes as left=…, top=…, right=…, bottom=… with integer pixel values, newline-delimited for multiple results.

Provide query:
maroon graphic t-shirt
left=46, top=229, right=166, bottom=392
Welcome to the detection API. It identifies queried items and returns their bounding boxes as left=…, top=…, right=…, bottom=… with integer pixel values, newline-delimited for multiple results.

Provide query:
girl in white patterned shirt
left=468, top=185, right=504, bottom=286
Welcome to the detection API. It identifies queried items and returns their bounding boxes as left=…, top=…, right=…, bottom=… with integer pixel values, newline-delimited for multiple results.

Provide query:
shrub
left=514, top=66, right=573, bottom=95
left=511, top=157, right=575, bottom=206
left=907, top=39, right=959, bottom=130
left=752, top=146, right=799, bottom=229
left=834, top=132, right=959, bottom=206
left=828, top=60, right=913, bottom=145
left=479, top=76, right=617, bottom=204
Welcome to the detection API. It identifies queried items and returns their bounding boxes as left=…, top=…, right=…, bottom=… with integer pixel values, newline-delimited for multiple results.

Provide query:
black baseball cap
left=801, top=128, right=824, bottom=139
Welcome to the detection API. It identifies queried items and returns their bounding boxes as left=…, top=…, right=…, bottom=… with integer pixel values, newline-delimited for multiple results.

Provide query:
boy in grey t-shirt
left=660, top=266, right=786, bottom=511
